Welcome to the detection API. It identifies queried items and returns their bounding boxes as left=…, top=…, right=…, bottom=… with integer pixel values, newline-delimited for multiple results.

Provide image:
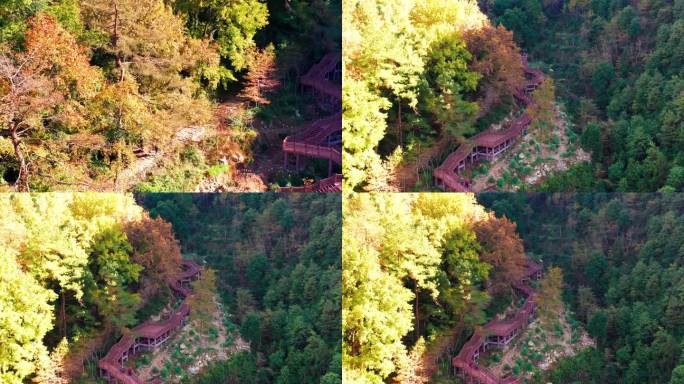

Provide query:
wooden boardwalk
left=97, top=260, right=202, bottom=384
left=451, top=260, right=543, bottom=384
left=434, top=55, right=544, bottom=192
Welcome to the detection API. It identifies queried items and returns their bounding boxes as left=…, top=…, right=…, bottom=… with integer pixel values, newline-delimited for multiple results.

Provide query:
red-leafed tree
left=463, top=25, right=525, bottom=115
left=474, top=213, right=526, bottom=294
left=124, top=215, right=182, bottom=298
left=239, top=45, right=281, bottom=106
left=0, top=14, right=101, bottom=191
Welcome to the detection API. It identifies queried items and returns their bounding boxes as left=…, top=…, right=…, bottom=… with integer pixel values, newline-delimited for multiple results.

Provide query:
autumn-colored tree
left=0, top=14, right=100, bottom=191
left=528, top=79, right=556, bottom=143
left=81, top=0, right=218, bottom=150
left=463, top=25, right=525, bottom=115
left=239, top=45, right=281, bottom=106
left=81, top=0, right=217, bottom=83
left=189, top=267, right=217, bottom=335
left=0, top=54, right=54, bottom=191
left=33, top=338, right=69, bottom=384
left=124, top=215, right=181, bottom=298
left=536, top=266, right=563, bottom=331
left=474, top=213, right=526, bottom=295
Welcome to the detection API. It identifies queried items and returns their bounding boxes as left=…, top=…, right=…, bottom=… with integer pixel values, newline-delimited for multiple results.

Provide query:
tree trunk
left=10, top=128, right=29, bottom=192
left=61, top=291, right=67, bottom=339
left=112, top=4, right=125, bottom=82
left=116, top=57, right=125, bottom=82
left=414, top=283, right=419, bottom=339
left=398, top=100, right=403, bottom=147
left=112, top=4, right=119, bottom=48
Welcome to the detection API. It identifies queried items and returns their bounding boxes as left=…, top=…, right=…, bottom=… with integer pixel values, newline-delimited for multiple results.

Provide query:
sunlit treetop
left=411, top=0, right=489, bottom=44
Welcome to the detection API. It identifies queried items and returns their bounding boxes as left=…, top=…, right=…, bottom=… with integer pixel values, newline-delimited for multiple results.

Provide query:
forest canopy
left=486, top=0, right=684, bottom=191
left=479, top=193, right=684, bottom=383
left=342, top=193, right=551, bottom=383
left=0, top=193, right=341, bottom=384
left=0, top=0, right=341, bottom=192
left=343, top=0, right=529, bottom=192
left=139, top=193, right=342, bottom=384
left=345, top=0, right=684, bottom=192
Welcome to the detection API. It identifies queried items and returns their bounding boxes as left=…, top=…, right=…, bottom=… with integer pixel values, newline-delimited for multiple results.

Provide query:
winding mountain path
left=97, top=260, right=202, bottom=384
left=281, top=53, right=342, bottom=188
left=451, top=259, right=543, bottom=384
left=434, top=55, right=544, bottom=192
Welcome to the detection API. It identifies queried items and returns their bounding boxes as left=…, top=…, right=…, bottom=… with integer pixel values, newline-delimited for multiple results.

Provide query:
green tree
left=587, top=310, right=608, bottom=348
left=342, top=77, right=390, bottom=192
left=591, top=62, right=615, bottom=109
left=0, top=249, right=54, bottom=384
left=581, top=122, right=603, bottom=163
left=672, top=365, right=684, bottom=384
left=241, top=311, right=262, bottom=350
left=536, top=266, right=563, bottom=331
left=174, top=0, right=268, bottom=80
left=189, top=268, right=218, bottom=335
left=528, top=79, right=556, bottom=142
left=420, top=34, right=481, bottom=137
left=87, top=227, right=141, bottom=330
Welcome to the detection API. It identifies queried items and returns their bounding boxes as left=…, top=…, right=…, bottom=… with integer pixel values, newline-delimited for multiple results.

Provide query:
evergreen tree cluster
left=487, top=0, right=684, bottom=191
left=479, top=193, right=684, bottom=383
left=139, top=193, right=342, bottom=384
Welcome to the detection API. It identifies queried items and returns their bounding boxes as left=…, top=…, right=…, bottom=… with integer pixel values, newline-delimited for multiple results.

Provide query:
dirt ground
left=204, top=99, right=333, bottom=192
left=484, top=305, right=594, bottom=379
left=470, top=104, right=590, bottom=191
left=136, top=295, right=247, bottom=382
left=113, top=97, right=312, bottom=192
left=395, top=136, right=453, bottom=190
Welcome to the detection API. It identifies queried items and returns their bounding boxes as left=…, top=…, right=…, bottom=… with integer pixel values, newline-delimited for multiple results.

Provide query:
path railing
left=434, top=55, right=544, bottom=191
left=452, top=260, right=543, bottom=384
left=278, top=174, right=342, bottom=192
left=98, top=260, right=202, bottom=383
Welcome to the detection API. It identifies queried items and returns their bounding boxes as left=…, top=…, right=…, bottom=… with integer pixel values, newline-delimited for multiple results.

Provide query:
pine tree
left=189, top=268, right=218, bottom=335
left=528, top=79, right=556, bottom=143
left=239, top=45, right=281, bottom=106
left=536, top=266, right=564, bottom=331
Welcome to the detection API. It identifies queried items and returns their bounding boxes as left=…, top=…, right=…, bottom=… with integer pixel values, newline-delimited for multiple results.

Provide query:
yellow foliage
left=411, top=0, right=489, bottom=45
left=0, top=137, right=13, bottom=156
